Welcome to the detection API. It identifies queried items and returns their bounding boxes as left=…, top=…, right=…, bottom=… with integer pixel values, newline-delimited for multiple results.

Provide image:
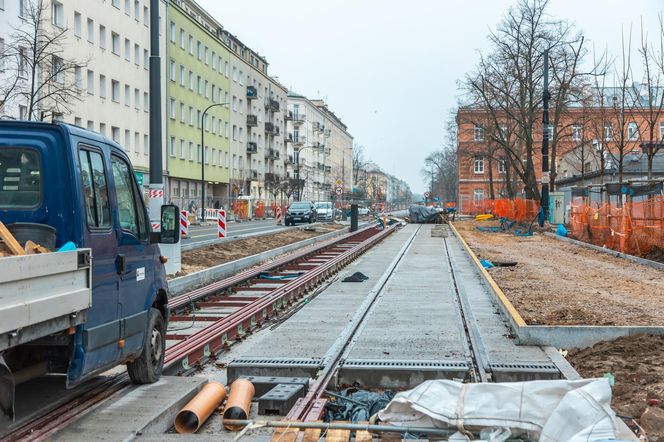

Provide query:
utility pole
left=148, top=0, right=163, bottom=224
left=540, top=48, right=551, bottom=226
left=430, top=166, right=434, bottom=205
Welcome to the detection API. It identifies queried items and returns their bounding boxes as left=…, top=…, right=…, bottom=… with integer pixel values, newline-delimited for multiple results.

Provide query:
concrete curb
left=168, top=224, right=367, bottom=295
left=544, top=232, right=664, bottom=271
left=449, top=223, right=664, bottom=350
left=182, top=222, right=324, bottom=252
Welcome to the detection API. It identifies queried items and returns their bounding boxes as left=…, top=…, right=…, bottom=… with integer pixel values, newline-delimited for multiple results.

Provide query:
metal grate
left=229, top=357, right=324, bottom=367
left=343, top=359, right=468, bottom=369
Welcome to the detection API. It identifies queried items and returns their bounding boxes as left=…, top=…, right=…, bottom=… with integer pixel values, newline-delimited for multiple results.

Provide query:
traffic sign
left=335, top=187, right=343, bottom=196
left=424, top=191, right=431, bottom=198
left=335, top=179, right=343, bottom=186
left=135, top=172, right=144, bottom=187
left=434, top=196, right=440, bottom=202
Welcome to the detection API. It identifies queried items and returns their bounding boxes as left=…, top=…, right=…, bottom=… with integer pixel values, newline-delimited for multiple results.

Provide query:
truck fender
left=0, top=354, right=14, bottom=423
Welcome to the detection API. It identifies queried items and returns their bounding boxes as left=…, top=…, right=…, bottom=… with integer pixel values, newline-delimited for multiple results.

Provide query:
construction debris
left=0, top=221, right=26, bottom=256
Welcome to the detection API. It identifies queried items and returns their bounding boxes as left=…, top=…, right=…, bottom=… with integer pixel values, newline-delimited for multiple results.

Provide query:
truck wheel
left=127, top=308, right=165, bottom=384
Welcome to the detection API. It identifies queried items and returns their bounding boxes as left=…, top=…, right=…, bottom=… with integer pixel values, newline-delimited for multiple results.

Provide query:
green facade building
left=166, top=2, right=231, bottom=212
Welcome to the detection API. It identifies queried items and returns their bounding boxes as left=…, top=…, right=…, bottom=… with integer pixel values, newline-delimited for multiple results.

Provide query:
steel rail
left=3, top=224, right=391, bottom=441
left=285, top=226, right=421, bottom=422
left=164, top=225, right=397, bottom=373
left=169, top=224, right=375, bottom=310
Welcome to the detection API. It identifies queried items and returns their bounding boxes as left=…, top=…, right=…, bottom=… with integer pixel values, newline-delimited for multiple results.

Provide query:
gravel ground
left=454, top=220, right=664, bottom=326
left=174, top=224, right=346, bottom=277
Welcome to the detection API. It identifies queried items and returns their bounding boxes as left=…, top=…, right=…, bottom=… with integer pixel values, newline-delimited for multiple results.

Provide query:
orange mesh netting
left=570, top=195, right=664, bottom=257
left=466, top=198, right=540, bottom=223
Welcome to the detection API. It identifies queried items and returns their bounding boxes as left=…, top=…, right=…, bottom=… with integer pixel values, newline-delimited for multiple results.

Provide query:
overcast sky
left=199, top=0, right=662, bottom=194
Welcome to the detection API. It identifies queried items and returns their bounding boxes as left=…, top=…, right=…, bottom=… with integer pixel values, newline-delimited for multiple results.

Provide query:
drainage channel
left=3, top=223, right=396, bottom=442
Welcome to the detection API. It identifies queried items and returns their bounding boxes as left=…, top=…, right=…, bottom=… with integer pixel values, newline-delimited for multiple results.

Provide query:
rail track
left=1, top=222, right=395, bottom=442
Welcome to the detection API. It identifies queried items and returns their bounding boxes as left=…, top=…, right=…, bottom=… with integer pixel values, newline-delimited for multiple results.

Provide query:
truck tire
left=127, top=308, right=165, bottom=384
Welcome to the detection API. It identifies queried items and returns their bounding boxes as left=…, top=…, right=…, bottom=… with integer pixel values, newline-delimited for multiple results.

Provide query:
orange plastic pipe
left=174, top=381, right=227, bottom=434
left=223, top=379, right=256, bottom=430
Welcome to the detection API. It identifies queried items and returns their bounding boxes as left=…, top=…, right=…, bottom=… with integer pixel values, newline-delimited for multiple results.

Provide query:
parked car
left=314, top=201, right=334, bottom=222
left=0, top=121, right=179, bottom=420
left=285, top=201, right=317, bottom=225
left=358, top=206, right=370, bottom=216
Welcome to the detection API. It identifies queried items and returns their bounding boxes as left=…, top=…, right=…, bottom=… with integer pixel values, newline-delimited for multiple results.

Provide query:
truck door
left=70, top=146, right=121, bottom=384
left=109, top=155, right=153, bottom=358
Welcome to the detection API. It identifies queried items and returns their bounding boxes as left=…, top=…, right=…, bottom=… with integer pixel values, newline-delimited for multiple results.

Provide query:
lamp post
left=200, top=102, right=230, bottom=221
left=295, top=145, right=315, bottom=201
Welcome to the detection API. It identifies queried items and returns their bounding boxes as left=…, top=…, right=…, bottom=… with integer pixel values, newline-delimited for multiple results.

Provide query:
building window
left=99, top=25, right=106, bottom=50
left=124, top=0, right=130, bottom=15
left=473, top=189, right=485, bottom=201
left=232, top=66, right=237, bottom=82
left=179, top=65, right=185, bottom=86
left=169, top=59, right=176, bottom=81
left=74, top=66, right=82, bottom=90
left=124, top=38, right=130, bottom=61
left=179, top=139, right=185, bottom=159
left=51, top=1, right=64, bottom=27
left=188, top=107, right=193, bottom=126
left=628, top=122, right=639, bottom=141
left=134, top=88, right=139, bottom=109
left=473, top=125, right=483, bottom=141
left=87, top=120, right=94, bottom=131
left=111, top=32, right=120, bottom=55
left=19, top=0, right=28, bottom=17
left=188, top=71, right=193, bottom=90
left=169, top=98, right=175, bottom=119
left=112, top=0, right=119, bottom=8
left=143, top=6, right=148, bottom=26
left=143, top=92, right=148, bottom=111
left=87, top=69, right=94, bottom=94
left=134, top=1, right=139, bottom=20
left=111, top=126, right=120, bottom=142
left=604, top=123, right=613, bottom=141
left=74, top=12, right=82, bottom=37
left=111, top=80, right=120, bottom=102
left=473, top=155, right=484, bottom=174
left=188, top=35, right=193, bottom=54
left=572, top=124, right=582, bottom=142
left=179, top=29, right=185, bottom=49
left=99, top=74, right=106, bottom=98
left=197, top=41, right=202, bottom=60
left=124, top=84, right=130, bottom=105
left=169, top=136, right=175, bottom=157
left=659, top=122, right=664, bottom=141
left=134, top=43, right=140, bottom=65
left=205, top=46, right=209, bottom=65
left=124, top=130, right=130, bottom=150
left=197, top=144, right=202, bottom=163
left=52, top=56, right=64, bottom=83
left=169, top=21, right=176, bottom=43
left=188, top=142, right=193, bottom=161
left=179, top=102, right=185, bottom=123
left=87, top=18, right=94, bottom=43
left=498, top=157, right=507, bottom=174
left=143, top=49, right=148, bottom=69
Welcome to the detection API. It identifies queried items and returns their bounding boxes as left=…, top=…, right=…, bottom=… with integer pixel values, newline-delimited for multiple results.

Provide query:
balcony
left=274, top=125, right=280, bottom=136
left=246, top=142, right=258, bottom=154
left=250, top=170, right=258, bottom=180
left=285, top=110, right=293, bottom=121
left=246, top=85, right=257, bottom=100
left=265, top=98, right=279, bottom=112
left=292, top=114, right=305, bottom=125
left=265, top=148, right=280, bottom=160
left=264, top=122, right=275, bottom=134
left=285, top=133, right=293, bottom=144
left=293, top=135, right=306, bottom=146
left=325, top=166, right=331, bottom=173
left=286, top=154, right=294, bottom=164
left=246, top=114, right=258, bottom=127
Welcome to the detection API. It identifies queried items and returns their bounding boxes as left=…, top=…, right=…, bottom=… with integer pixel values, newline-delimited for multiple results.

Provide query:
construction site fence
left=462, top=198, right=540, bottom=223
left=569, top=195, right=664, bottom=257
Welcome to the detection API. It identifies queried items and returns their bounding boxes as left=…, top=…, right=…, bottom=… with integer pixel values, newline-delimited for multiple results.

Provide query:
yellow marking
left=449, top=222, right=527, bottom=327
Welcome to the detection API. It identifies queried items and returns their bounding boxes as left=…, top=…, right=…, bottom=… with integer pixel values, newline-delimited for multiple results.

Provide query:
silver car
left=314, top=201, right=334, bottom=221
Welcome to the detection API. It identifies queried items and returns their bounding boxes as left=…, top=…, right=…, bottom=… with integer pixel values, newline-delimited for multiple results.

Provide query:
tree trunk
left=487, top=156, right=495, bottom=200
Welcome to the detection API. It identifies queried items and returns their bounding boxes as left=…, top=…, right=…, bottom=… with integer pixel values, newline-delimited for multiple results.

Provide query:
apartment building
left=362, top=162, right=411, bottom=207
left=456, top=88, right=664, bottom=213
left=52, top=0, right=166, bottom=186
left=219, top=29, right=288, bottom=204
left=0, top=0, right=27, bottom=119
left=286, top=93, right=353, bottom=202
left=165, top=0, right=230, bottom=211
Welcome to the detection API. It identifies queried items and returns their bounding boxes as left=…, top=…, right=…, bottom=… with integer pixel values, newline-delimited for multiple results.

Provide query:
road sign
left=424, top=191, right=431, bottom=198
left=434, top=196, right=440, bottom=202
left=335, top=187, right=343, bottom=196
left=335, top=179, right=343, bottom=186
left=135, top=172, right=144, bottom=187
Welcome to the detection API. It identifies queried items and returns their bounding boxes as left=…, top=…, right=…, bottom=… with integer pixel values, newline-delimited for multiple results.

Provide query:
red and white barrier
left=151, top=222, right=161, bottom=232
left=276, top=207, right=282, bottom=225
left=217, top=210, right=226, bottom=239
left=180, top=210, right=189, bottom=237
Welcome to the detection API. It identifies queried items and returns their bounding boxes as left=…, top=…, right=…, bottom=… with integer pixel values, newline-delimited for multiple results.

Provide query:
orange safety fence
left=254, top=202, right=265, bottom=218
left=465, top=198, right=540, bottom=224
left=570, top=195, right=664, bottom=257
left=232, top=200, right=250, bottom=220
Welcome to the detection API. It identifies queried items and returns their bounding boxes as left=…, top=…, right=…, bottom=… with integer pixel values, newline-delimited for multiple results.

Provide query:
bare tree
left=462, top=0, right=588, bottom=199
left=633, top=16, right=664, bottom=179
left=0, top=42, right=21, bottom=115
left=422, top=116, right=459, bottom=201
left=9, top=0, right=87, bottom=120
left=352, top=142, right=369, bottom=190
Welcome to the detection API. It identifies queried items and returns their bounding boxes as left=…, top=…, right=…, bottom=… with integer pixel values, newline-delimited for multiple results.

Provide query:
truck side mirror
left=159, top=204, right=180, bottom=244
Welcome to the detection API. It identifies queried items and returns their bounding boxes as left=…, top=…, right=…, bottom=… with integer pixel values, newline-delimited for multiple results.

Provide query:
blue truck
left=0, top=121, right=179, bottom=422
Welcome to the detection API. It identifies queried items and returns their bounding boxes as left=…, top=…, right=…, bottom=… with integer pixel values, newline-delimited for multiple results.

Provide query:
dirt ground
left=454, top=220, right=664, bottom=326
left=568, top=334, right=664, bottom=439
left=173, top=224, right=346, bottom=277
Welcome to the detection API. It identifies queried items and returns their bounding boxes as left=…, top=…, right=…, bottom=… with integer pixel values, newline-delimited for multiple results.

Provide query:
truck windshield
left=0, top=148, right=41, bottom=208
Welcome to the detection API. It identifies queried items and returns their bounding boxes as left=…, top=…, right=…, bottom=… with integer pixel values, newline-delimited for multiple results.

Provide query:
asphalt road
left=182, top=218, right=300, bottom=246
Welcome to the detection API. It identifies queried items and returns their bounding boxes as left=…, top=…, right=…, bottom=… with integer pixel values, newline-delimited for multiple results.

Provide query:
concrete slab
left=50, top=377, right=207, bottom=441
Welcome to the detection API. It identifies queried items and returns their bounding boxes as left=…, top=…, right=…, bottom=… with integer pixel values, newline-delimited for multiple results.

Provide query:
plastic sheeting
left=378, top=379, right=637, bottom=442
left=409, top=206, right=442, bottom=223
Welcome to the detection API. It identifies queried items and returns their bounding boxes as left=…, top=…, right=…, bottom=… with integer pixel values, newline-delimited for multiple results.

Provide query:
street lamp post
left=200, top=102, right=230, bottom=221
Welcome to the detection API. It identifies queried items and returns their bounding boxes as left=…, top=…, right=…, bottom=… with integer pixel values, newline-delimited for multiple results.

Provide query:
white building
left=0, top=0, right=31, bottom=119
left=286, top=92, right=353, bottom=202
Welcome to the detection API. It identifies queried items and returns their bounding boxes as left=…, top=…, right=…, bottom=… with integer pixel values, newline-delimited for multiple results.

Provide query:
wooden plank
left=271, top=426, right=299, bottom=442
left=325, top=421, right=350, bottom=442
left=0, top=221, right=26, bottom=255
left=24, top=240, right=50, bottom=254
left=355, top=421, right=373, bottom=441
left=302, top=420, right=323, bottom=442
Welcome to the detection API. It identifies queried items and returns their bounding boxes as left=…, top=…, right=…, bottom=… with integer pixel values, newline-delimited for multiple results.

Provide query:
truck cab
left=0, top=121, right=178, bottom=421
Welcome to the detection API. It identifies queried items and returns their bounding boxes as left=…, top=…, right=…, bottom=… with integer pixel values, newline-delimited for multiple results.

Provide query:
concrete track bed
left=451, top=221, right=664, bottom=349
